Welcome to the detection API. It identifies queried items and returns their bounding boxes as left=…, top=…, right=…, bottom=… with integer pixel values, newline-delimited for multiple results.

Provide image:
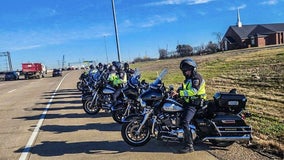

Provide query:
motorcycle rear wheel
left=121, top=120, right=151, bottom=146
left=209, top=140, right=234, bottom=147
left=83, top=97, right=100, bottom=115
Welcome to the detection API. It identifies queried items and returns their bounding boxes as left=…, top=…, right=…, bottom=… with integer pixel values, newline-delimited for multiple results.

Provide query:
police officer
left=87, top=64, right=97, bottom=78
left=123, top=62, right=134, bottom=80
left=108, top=61, right=127, bottom=105
left=173, top=58, right=206, bottom=153
left=96, top=63, right=104, bottom=72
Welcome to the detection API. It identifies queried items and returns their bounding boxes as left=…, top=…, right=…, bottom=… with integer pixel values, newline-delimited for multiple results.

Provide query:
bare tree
left=159, top=49, right=168, bottom=59
left=195, top=43, right=206, bottom=55
left=213, top=32, right=223, bottom=50
left=206, top=41, right=218, bottom=53
left=176, top=44, right=193, bottom=57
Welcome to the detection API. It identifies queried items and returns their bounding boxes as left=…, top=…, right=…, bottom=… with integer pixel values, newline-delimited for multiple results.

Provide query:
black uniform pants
left=182, top=106, right=197, bottom=146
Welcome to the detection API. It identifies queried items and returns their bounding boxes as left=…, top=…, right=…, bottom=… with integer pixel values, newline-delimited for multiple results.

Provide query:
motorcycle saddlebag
left=213, top=92, right=247, bottom=114
left=122, top=85, right=139, bottom=100
left=212, top=114, right=252, bottom=137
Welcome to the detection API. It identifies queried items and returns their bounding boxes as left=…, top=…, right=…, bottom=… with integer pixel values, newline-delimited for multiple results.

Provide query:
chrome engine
left=157, top=113, right=184, bottom=141
left=101, top=94, right=113, bottom=110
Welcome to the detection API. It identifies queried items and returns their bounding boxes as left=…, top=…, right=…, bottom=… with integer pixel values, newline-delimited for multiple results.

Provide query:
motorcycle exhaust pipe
left=160, top=135, right=180, bottom=142
left=202, top=135, right=251, bottom=142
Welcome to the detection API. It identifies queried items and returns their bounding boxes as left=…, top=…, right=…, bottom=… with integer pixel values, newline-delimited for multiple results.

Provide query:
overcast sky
left=0, top=0, right=283, bottom=70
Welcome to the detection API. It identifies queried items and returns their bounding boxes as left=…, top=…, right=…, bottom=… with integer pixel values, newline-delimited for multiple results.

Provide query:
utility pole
left=111, top=0, right=121, bottom=62
left=0, top=51, right=13, bottom=71
left=62, top=55, right=65, bottom=69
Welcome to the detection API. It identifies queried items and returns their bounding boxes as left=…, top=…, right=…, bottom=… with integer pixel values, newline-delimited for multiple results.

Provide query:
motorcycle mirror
left=244, top=112, right=252, bottom=118
left=168, top=85, right=174, bottom=91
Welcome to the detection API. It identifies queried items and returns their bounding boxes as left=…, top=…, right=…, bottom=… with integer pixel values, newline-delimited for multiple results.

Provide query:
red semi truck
left=22, top=63, right=47, bottom=79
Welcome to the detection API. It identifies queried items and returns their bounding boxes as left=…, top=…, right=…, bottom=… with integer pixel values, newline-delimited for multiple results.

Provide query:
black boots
left=178, top=126, right=195, bottom=154
left=178, top=144, right=194, bottom=154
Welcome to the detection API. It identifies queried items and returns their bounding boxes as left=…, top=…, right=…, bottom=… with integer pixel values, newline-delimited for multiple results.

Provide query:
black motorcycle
left=121, top=68, right=252, bottom=147
left=77, top=70, right=101, bottom=94
left=77, top=72, right=88, bottom=91
left=82, top=70, right=121, bottom=115
left=111, top=69, right=148, bottom=123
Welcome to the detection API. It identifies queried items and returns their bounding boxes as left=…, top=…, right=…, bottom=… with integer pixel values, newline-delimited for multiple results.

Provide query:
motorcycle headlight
left=138, top=98, right=146, bottom=107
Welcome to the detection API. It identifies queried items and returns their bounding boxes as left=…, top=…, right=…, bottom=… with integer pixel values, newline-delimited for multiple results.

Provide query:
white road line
left=19, top=73, right=70, bottom=160
left=8, top=89, right=16, bottom=93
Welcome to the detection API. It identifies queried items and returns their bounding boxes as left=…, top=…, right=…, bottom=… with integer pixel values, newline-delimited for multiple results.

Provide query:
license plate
left=228, top=101, right=239, bottom=105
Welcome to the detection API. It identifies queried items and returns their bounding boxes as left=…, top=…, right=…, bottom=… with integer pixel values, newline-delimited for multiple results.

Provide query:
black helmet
left=112, top=61, right=121, bottom=70
left=96, top=63, right=104, bottom=71
left=103, top=64, right=109, bottom=70
left=124, top=63, right=129, bottom=70
left=179, top=58, right=197, bottom=72
left=89, top=64, right=94, bottom=69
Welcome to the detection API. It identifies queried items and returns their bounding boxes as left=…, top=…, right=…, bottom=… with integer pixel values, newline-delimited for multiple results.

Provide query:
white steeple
left=237, top=8, right=242, bottom=27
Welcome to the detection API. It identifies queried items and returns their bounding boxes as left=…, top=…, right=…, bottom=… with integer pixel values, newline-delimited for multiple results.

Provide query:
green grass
left=130, top=46, right=284, bottom=154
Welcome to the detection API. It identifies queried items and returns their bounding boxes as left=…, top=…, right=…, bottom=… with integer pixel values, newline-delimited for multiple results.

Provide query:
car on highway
left=0, top=72, right=5, bottom=81
left=52, top=69, right=62, bottom=77
left=3, top=71, right=19, bottom=81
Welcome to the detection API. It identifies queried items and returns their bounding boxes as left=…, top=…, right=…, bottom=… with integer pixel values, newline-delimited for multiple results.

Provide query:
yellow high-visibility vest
left=179, top=79, right=206, bottom=102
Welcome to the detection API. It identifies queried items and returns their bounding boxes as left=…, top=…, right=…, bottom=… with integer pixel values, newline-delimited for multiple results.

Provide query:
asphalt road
left=0, top=70, right=271, bottom=160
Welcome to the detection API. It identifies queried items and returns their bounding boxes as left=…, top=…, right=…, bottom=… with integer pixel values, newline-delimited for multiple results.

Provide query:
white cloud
left=121, top=19, right=134, bottom=28
left=229, top=4, right=247, bottom=11
left=197, top=11, right=207, bottom=16
left=13, top=45, right=42, bottom=51
left=140, top=15, right=177, bottom=28
left=260, top=0, right=278, bottom=5
left=145, top=0, right=213, bottom=6
left=32, top=8, right=58, bottom=18
left=187, top=0, right=214, bottom=5
left=0, top=25, right=113, bottom=52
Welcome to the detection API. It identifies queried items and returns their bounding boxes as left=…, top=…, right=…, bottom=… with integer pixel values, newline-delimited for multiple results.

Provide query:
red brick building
left=222, top=10, right=284, bottom=50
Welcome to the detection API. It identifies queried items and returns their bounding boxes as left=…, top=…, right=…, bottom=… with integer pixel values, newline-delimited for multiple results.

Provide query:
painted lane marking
left=19, top=73, right=70, bottom=160
left=8, top=89, right=16, bottom=93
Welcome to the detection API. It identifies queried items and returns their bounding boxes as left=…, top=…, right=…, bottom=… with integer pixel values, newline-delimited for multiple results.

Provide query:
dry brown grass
left=130, top=45, right=284, bottom=157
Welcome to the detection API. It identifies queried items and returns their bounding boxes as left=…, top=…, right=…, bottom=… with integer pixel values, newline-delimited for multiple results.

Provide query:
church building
left=222, top=9, right=284, bottom=50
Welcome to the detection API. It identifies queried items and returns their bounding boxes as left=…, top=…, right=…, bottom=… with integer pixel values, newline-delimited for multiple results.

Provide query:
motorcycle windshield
left=128, top=69, right=141, bottom=88
left=92, top=72, right=101, bottom=80
left=151, top=68, right=168, bottom=87
left=132, top=68, right=141, bottom=78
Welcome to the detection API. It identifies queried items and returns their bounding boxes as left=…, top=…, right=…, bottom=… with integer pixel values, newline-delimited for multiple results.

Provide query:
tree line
left=159, top=41, right=220, bottom=59
left=132, top=32, right=223, bottom=62
left=133, top=41, right=220, bottom=63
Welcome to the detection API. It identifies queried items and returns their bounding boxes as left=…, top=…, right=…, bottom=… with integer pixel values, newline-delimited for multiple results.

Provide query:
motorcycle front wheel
left=112, top=109, right=125, bottom=124
left=121, top=120, right=151, bottom=146
left=83, top=97, right=101, bottom=115
left=77, top=81, right=83, bottom=91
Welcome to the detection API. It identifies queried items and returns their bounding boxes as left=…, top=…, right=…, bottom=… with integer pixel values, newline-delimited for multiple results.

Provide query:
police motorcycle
left=77, top=69, right=100, bottom=94
left=77, top=72, right=89, bottom=92
left=121, top=68, right=252, bottom=147
left=111, top=69, right=149, bottom=123
left=81, top=69, right=105, bottom=101
left=82, top=68, right=121, bottom=115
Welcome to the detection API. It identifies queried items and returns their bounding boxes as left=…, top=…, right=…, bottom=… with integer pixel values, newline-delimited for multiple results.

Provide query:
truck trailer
left=22, top=63, right=47, bottom=79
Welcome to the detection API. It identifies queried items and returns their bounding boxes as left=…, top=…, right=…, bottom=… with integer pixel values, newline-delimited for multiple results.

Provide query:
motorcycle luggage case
left=122, top=85, right=139, bottom=100
left=212, top=114, right=252, bottom=136
left=213, top=92, right=247, bottom=114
